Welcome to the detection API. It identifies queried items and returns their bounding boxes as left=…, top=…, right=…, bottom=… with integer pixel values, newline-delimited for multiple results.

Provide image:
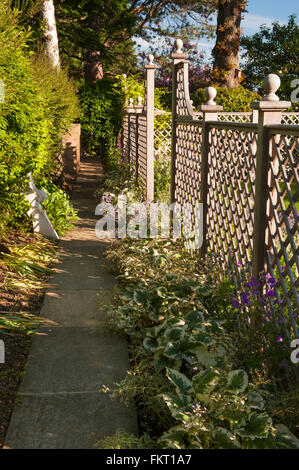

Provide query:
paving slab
left=19, top=327, right=130, bottom=394
left=40, top=290, right=113, bottom=327
left=49, top=258, right=114, bottom=291
left=5, top=157, right=137, bottom=449
left=5, top=392, right=136, bottom=449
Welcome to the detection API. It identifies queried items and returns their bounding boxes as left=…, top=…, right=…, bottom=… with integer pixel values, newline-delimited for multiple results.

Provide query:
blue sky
left=135, top=0, right=299, bottom=60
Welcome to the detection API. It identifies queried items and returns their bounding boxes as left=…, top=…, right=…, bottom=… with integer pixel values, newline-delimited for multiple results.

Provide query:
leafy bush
left=191, top=86, right=261, bottom=112
left=0, top=1, right=79, bottom=237
left=114, top=73, right=145, bottom=105
left=79, top=78, right=123, bottom=161
left=154, top=154, right=171, bottom=203
left=103, top=238, right=299, bottom=448
left=41, top=182, right=79, bottom=236
left=31, top=54, right=80, bottom=154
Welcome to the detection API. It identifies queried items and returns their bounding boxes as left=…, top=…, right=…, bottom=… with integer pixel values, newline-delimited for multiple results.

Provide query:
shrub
left=104, top=237, right=299, bottom=448
left=41, top=182, right=79, bottom=236
left=0, top=1, right=79, bottom=237
left=79, top=79, right=123, bottom=161
left=191, top=86, right=261, bottom=112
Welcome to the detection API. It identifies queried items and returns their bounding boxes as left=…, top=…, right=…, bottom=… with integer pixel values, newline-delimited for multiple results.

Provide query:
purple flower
left=232, top=300, right=240, bottom=309
left=266, top=289, right=275, bottom=298
left=246, top=277, right=261, bottom=289
left=277, top=336, right=283, bottom=343
left=266, top=274, right=277, bottom=286
left=241, top=292, right=249, bottom=305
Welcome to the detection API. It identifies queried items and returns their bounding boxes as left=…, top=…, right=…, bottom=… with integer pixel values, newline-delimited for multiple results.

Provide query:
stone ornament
left=148, top=54, right=154, bottom=65
left=263, top=74, right=281, bottom=101
left=205, top=87, right=217, bottom=106
left=25, top=173, right=59, bottom=241
left=175, top=38, right=183, bottom=53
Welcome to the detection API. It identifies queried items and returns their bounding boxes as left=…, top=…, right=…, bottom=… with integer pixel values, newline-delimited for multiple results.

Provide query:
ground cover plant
left=0, top=233, right=58, bottom=447
left=95, top=164, right=299, bottom=449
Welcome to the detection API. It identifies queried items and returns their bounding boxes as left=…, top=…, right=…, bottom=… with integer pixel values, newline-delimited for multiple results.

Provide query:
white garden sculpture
left=25, top=173, right=59, bottom=241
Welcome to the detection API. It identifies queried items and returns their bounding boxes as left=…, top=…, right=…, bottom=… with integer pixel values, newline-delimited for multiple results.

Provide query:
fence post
left=199, top=87, right=223, bottom=257
left=145, top=55, right=158, bottom=202
left=135, top=96, right=143, bottom=183
left=123, top=97, right=134, bottom=164
left=171, top=39, right=189, bottom=204
left=251, top=74, right=290, bottom=280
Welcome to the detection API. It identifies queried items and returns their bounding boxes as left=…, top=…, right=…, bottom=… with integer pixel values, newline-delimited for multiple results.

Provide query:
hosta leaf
left=133, top=289, right=147, bottom=305
left=192, top=346, right=217, bottom=366
left=143, top=336, right=158, bottom=352
left=243, top=436, right=276, bottom=449
left=164, top=339, right=196, bottom=362
left=146, top=323, right=165, bottom=338
left=226, top=410, right=247, bottom=432
left=156, top=286, right=168, bottom=298
left=237, top=412, right=272, bottom=439
left=192, top=368, right=220, bottom=394
left=159, top=429, right=186, bottom=449
left=275, top=424, right=299, bottom=449
left=185, top=310, right=205, bottom=328
left=195, top=393, right=213, bottom=405
left=163, top=326, right=186, bottom=342
left=193, top=330, right=215, bottom=346
left=154, top=352, right=181, bottom=371
left=161, top=393, right=191, bottom=420
left=227, top=369, right=248, bottom=393
left=247, top=391, right=265, bottom=410
left=166, top=368, right=192, bottom=396
left=213, top=427, right=241, bottom=449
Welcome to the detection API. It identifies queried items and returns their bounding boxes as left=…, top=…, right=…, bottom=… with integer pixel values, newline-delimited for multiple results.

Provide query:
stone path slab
left=5, top=158, right=137, bottom=449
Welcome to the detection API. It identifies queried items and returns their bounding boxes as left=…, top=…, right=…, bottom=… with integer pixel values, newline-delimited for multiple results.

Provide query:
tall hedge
left=0, top=2, right=79, bottom=236
left=79, top=79, right=124, bottom=162
left=191, top=86, right=261, bottom=111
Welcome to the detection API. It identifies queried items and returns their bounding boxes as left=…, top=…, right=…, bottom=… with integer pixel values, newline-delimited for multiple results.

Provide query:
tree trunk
left=212, top=0, right=247, bottom=88
left=83, top=15, right=104, bottom=82
left=84, top=51, right=104, bottom=83
left=41, top=0, right=60, bottom=69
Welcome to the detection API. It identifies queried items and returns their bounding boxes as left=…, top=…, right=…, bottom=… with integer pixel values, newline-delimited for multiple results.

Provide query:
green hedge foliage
left=79, top=79, right=123, bottom=162
left=191, top=86, right=261, bottom=112
left=0, top=1, right=79, bottom=237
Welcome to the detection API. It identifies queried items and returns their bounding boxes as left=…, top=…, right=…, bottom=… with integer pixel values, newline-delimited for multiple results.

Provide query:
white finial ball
left=137, top=96, right=143, bottom=106
left=129, top=97, right=134, bottom=106
left=263, top=74, right=281, bottom=101
left=205, top=87, right=217, bottom=105
left=148, top=54, right=154, bottom=65
left=176, top=38, right=183, bottom=53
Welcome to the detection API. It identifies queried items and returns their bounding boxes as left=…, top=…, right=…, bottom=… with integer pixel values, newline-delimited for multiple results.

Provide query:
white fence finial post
left=263, top=74, right=281, bottom=101
left=145, top=54, right=158, bottom=202
left=171, top=38, right=188, bottom=65
left=199, top=87, right=223, bottom=257
left=170, top=39, right=189, bottom=203
left=251, top=73, right=291, bottom=281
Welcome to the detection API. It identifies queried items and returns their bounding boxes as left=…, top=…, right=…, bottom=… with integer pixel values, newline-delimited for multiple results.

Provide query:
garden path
left=5, top=157, right=137, bottom=449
